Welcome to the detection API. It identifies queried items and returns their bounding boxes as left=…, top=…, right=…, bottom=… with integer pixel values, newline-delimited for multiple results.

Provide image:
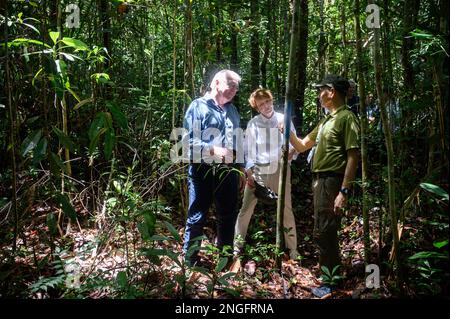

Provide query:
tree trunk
left=5, top=2, right=19, bottom=254
left=250, top=0, right=260, bottom=90
left=260, top=0, right=271, bottom=88
left=277, top=0, right=300, bottom=270
left=184, top=0, right=194, bottom=103
left=99, top=0, right=111, bottom=69
left=340, top=1, right=347, bottom=77
left=230, top=4, right=239, bottom=72
left=293, top=0, right=308, bottom=132
left=317, top=0, right=326, bottom=80
left=272, top=0, right=281, bottom=97
left=215, top=0, right=222, bottom=63
left=354, top=0, right=370, bottom=264
left=171, top=0, right=177, bottom=130
left=371, top=0, right=400, bottom=286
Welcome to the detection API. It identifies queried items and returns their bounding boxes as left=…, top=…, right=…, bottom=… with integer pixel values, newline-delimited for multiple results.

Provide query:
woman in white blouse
left=234, top=88, right=299, bottom=260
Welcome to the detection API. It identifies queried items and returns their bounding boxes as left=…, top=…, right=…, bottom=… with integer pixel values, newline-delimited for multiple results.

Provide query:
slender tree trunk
left=260, top=0, right=270, bottom=88
left=317, top=0, right=327, bottom=120
left=317, top=0, right=326, bottom=80
left=355, top=0, right=370, bottom=264
left=340, top=1, right=347, bottom=77
left=272, top=0, right=281, bottom=97
left=56, top=0, right=74, bottom=234
left=215, top=0, right=222, bottom=63
left=279, top=0, right=289, bottom=96
left=184, top=0, right=194, bottom=103
left=293, top=0, right=308, bottom=132
left=430, top=0, right=448, bottom=173
left=250, top=0, right=260, bottom=90
left=5, top=3, right=19, bottom=255
left=230, top=4, right=239, bottom=72
left=171, top=0, right=177, bottom=130
left=99, top=0, right=111, bottom=69
left=277, top=0, right=300, bottom=270
left=371, top=0, right=400, bottom=286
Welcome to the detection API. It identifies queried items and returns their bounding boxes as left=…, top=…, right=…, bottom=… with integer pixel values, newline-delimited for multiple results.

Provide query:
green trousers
left=312, top=175, right=342, bottom=271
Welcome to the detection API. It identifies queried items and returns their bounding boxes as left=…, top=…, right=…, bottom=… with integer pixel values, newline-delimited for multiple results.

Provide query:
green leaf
left=20, top=129, right=42, bottom=157
left=433, top=240, right=448, bottom=249
left=103, top=112, right=113, bottom=129
left=143, top=248, right=169, bottom=256
left=164, top=221, right=181, bottom=242
left=148, top=235, right=170, bottom=242
left=48, top=152, right=67, bottom=175
left=32, top=67, right=44, bottom=86
left=116, top=271, right=127, bottom=289
left=332, top=265, right=341, bottom=275
left=9, top=38, right=51, bottom=48
left=409, top=251, right=448, bottom=260
left=113, top=180, right=123, bottom=194
left=409, top=31, right=433, bottom=39
left=88, top=113, right=106, bottom=141
left=55, top=194, right=77, bottom=222
left=215, top=257, right=228, bottom=273
left=91, top=73, right=110, bottom=84
left=321, top=265, right=332, bottom=277
left=223, top=287, right=240, bottom=297
left=420, top=183, right=448, bottom=201
left=73, top=97, right=94, bottom=111
left=49, top=31, right=60, bottom=45
left=66, top=86, right=81, bottom=103
left=32, top=137, right=48, bottom=164
left=143, top=211, right=156, bottom=237
left=191, top=266, right=211, bottom=276
left=61, top=37, right=89, bottom=51
left=103, top=128, right=116, bottom=160
left=46, top=213, right=58, bottom=236
left=89, top=127, right=107, bottom=156
left=106, top=102, right=127, bottom=129
left=52, top=126, right=76, bottom=152
left=138, top=212, right=156, bottom=241
left=218, top=272, right=235, bottom=285
left=137, top=223, right=150, bottom=241
left=22, top=22, right=40, bottom=34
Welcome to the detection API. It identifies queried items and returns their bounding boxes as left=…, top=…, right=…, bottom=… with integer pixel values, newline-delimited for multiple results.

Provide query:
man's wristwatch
left=340, top=187, right=350, bottom=196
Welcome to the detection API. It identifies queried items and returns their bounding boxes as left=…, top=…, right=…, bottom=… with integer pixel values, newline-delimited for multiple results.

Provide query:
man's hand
left=333, top=192, right=347, bottom=215
left=288, top=148, right=296, bottom=161
left=211, top=146, right=229, bottom=159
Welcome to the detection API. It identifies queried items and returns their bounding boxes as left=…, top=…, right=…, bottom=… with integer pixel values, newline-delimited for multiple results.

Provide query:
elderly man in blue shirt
left=182, top=69, right=246, bottom=267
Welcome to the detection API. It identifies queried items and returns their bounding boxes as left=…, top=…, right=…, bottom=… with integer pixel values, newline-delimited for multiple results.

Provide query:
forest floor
left=1, top=197, right=394, bottom=299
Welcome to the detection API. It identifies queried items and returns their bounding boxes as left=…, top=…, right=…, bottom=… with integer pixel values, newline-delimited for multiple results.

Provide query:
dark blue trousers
left=183, top=164, right=239, bottom=264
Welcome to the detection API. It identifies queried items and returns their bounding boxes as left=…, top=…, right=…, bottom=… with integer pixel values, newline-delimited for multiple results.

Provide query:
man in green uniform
left=287, top=74, right=360, bottom=296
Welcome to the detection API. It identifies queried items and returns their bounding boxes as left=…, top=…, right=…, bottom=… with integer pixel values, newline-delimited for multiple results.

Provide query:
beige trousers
left=234, top=164, right=297, bottom=253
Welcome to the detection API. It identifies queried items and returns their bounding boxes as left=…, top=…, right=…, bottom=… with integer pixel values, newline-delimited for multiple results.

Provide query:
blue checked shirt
left=182, top=94, right=245, bottom=167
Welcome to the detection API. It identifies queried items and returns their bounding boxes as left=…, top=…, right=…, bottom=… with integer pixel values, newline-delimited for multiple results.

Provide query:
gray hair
left=209, top=69, right=241, bottom=90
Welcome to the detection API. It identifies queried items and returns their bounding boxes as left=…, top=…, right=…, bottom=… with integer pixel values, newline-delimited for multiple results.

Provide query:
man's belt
left=312, top=171, right=344, bottom=179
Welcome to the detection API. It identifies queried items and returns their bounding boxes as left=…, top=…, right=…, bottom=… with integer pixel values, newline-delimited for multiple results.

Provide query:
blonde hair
left=248, top=88, right=273, bottom=108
